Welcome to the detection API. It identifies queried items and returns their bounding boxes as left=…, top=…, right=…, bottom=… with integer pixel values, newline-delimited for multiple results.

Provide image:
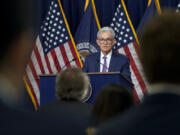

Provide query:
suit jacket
left=97, top=91, right=180, bottom=135
left=82, top=52, right=131, bottom=81
left=0, top=97, right=91, bottom=135
left=39, top=100, right=92, bottom=135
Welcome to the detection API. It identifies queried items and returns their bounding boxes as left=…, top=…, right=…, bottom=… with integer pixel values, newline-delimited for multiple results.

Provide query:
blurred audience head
left=92, top=83, right=134, bottom=125
left=0, top=0, right=40, bottom=105
left=56, top=67, right=89, bottom=101
left=139, top=10, right=180, bottom=84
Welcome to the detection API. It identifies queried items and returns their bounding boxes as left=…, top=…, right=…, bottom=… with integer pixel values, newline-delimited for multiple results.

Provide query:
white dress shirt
left=100, top=51, right=112, bottom=72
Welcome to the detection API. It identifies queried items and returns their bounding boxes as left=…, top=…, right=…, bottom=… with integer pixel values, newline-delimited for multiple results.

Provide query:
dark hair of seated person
left=91, top=83, right=135, bottom=126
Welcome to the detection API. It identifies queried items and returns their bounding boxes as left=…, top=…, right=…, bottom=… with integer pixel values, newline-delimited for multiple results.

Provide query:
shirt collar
left=100, top=50, right=112, bottom=59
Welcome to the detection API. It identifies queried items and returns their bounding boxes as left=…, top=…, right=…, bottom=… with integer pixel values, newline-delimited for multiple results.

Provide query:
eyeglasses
left=98, top=38, right=114, bottom=43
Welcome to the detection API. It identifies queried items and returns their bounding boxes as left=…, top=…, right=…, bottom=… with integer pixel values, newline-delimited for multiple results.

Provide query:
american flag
left=24, top=0, right=82, bottom=109
left=111, top=0, right=148, bottom=102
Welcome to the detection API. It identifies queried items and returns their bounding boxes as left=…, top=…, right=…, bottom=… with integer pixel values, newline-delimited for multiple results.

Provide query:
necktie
left=102, top=56, right=107, bottom=72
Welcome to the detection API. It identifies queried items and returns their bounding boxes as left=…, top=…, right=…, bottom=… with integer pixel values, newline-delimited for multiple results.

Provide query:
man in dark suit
left=82, top=27, right=131, bottom=81
left=96, top=10, right=180, bottom=135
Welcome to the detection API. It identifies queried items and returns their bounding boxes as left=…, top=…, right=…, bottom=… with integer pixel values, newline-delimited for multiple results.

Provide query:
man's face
left=97, top=31, right=116, bottom=55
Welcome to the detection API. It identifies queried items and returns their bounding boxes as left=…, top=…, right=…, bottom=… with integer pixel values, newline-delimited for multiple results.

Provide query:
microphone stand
left=61, top=58, right=76, bottom=70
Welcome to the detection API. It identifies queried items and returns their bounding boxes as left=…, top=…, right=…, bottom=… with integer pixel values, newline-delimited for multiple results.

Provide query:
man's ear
left=112, top=39, right=116, bottom=46
left=96, top=40, right=100, bottom=47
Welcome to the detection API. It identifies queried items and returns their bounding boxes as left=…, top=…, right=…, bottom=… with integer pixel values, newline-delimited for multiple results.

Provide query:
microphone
left=96, top=59, right=133, bottom=85
left=61, top=58, right=76, bottom=70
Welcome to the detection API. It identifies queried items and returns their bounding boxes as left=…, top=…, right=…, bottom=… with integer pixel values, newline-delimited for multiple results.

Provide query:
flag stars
left=118, top=4, right=121, bottom=8
left=45, top=22, right=48, bottom=26
left=123, top=39, right=127, bottom=43
left=53, top=23, right=57, bottom=27
left=116, top=8, right=120, bottom=13
left=58, top=26, right=62, bottom=29
left=114, top=27, right=118, bottom=31
left=43, top=28, right=47, bottom=31
left=125, top=34, right=128, bottom=38
left=121, top=12, right=124, bottom=16
left=52, top=9, right=56, bottom=13
left=113, top=17, right=116, bottom=21
left=55, top=18, right=59, bottom=21
left=111, top=23, right=114, bottom=27
left=129, top=36, right=133, bottom=40
left=40, top=0, right=71, bottom=52
left=52, top=28, right=55, bottom=32
left=50, top=34, right=54, bottom=38
left=48, top=26, right=52, bottom=30
left=61, top=34, right=64, bottom=37
left=119, top=18, right=122, bottom=22
left=60, top=20, right=63, bottom=24
left=126, top=28, right=130, bottom=32
left=117, top=42, right=121, bottom=46
left=51, top=15, right=54, bottom=19
left=50, top=6, right=52, bottom=11
left=46, top=17, right=50, bottom=21
left=59, top=39, right=63, bottom=43
left=123, top=20, right=127, bottom=24
left=57, top=12, right=60, bottom=16
left=57, top=31, right=60, bottom=35
left=42, top=33, right=45, bottom=37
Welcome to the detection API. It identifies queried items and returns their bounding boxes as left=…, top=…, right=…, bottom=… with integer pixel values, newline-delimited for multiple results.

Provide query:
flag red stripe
left=29, top=60, right=40, bottom=89
left=59, top=44, right=71, bottom=68
left=45, top=55, right=53, bottom=74
left=133, top=89, right=140, bottom=103
left=50, top=49, right=61, bottom=71
left=25, top=73, right=39, bottom=108
left=123, top=45, right=147, bottom=94
left=34, top=45, right=45, bottom=74
left=132, top=42, right=140, bottom=58
left=68, top=40, right=81, bottom=67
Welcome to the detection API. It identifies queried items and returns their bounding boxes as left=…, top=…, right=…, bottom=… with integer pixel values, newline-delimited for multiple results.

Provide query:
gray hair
left=97, top=27, right=116, bottom=39
left=55, top=67, right=89, bottom=101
